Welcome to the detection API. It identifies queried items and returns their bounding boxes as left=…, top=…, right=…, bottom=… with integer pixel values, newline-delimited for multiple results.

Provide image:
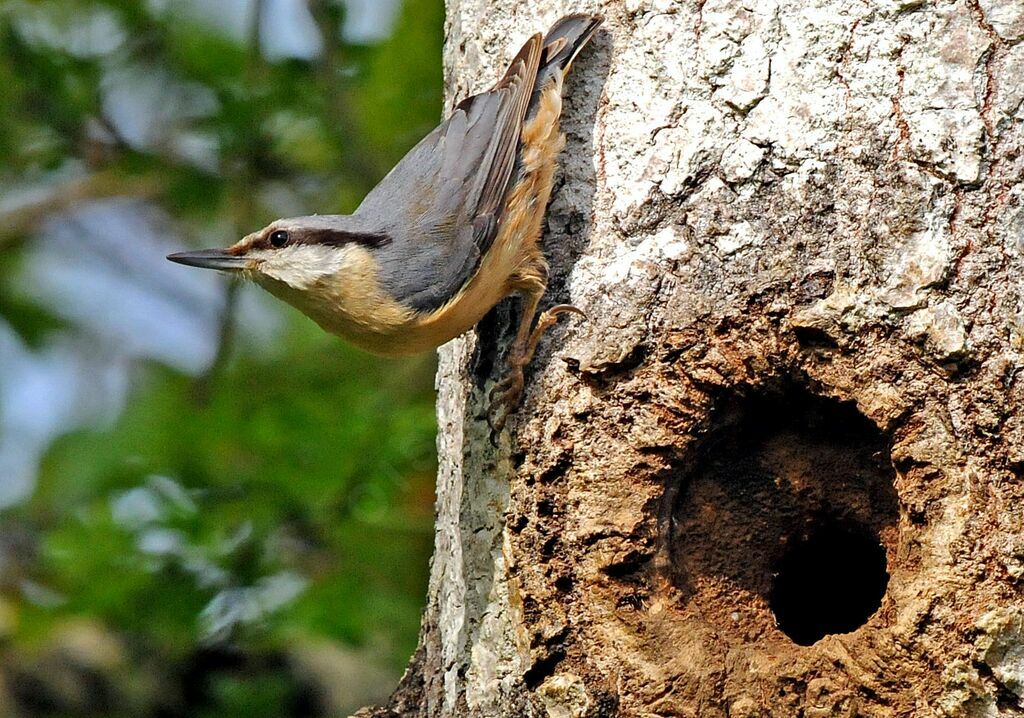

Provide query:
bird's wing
left=356, top=34, right=542, bottom=314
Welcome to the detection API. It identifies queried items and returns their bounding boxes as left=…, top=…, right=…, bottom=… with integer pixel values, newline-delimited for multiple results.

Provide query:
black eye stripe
left=301, top=229, right=391, bottom=248
left=259, top=228, right=390, bottom=250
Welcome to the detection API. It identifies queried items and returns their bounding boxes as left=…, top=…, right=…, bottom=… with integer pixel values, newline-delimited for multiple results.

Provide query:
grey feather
left=345, top=15, right=600, bottom=315
left=528, top=14, right=603, bottom=123
left=353, top=34, right=542, bottom=313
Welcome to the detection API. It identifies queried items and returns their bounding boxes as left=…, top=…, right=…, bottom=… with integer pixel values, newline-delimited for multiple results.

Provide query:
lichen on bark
left=358, top=0, right=1024, bottom=715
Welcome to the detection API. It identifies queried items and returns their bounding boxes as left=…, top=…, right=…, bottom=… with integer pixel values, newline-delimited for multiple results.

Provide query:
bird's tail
left=540, top=14, right=603, bottom=79
left=525, top=14, right=601, bottom=121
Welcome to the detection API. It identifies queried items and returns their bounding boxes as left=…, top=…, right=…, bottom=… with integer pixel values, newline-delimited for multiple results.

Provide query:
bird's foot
left=488, top=362, right=526, bottom=434
left=487, top=303, right=586, bottom=434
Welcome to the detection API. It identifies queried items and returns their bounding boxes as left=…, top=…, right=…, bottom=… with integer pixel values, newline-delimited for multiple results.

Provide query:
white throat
left=255, top=245, right=350, bottom=290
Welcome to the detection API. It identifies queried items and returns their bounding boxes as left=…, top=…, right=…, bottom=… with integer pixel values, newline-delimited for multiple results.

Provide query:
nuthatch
left=168, top=14, right=602, bottom=425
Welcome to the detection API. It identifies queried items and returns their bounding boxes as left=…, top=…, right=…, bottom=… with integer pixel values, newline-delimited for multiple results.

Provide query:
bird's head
left=166, top=216, right=411, bottom=349
left=167, top=216, right=390, bottom=293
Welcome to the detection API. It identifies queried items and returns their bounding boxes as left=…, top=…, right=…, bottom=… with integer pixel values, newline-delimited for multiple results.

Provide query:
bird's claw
left=545, top=303, right=588, bottom=322
left=486, top=304, right=586, bottom=435
left=488, top=366, right=525, bottom=434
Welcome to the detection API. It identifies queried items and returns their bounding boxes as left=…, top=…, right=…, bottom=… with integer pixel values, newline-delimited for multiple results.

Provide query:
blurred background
left=0, top=0, right=443, bottom=714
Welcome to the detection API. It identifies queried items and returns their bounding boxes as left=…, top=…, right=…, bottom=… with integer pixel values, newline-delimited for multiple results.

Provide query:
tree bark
left=359, top=0, right=1024, bottom=715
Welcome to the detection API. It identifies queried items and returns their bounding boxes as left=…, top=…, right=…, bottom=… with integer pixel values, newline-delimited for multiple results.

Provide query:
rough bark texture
left=359, top=0, right=1024, bottom=715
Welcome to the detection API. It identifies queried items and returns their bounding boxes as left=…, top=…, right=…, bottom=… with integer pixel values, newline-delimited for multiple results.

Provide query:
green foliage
left=0, top=0, right=444, bottom=713
left=28, top=324, right=436, bottom=661
left=351, top=0, right=446, bottom=175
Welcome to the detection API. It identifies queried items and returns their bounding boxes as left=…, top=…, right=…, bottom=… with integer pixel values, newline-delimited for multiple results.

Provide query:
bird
left=168, top=14, right=602, bottom=429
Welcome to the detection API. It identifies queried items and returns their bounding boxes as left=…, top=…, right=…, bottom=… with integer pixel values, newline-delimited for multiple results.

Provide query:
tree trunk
left=359, top=0, right=1024, bottom=715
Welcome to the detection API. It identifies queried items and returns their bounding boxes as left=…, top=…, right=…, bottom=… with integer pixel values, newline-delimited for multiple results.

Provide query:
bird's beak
left=166, top=249, right=250, bottom=272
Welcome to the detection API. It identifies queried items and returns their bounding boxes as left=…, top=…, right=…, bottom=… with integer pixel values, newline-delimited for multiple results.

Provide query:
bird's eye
left=269, top=230, right=290, bottom=248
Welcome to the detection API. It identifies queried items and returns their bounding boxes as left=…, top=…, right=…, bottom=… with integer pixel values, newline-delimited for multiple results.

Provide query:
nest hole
left=769, top=517, right=889, bottom=645
left=667, top=387, right=898, bottom=646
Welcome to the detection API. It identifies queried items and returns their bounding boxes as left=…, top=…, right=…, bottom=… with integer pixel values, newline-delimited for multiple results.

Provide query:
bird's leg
left=488, top=281, right=542, bottom=432
left=488, top=277, right=585, bottom=432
